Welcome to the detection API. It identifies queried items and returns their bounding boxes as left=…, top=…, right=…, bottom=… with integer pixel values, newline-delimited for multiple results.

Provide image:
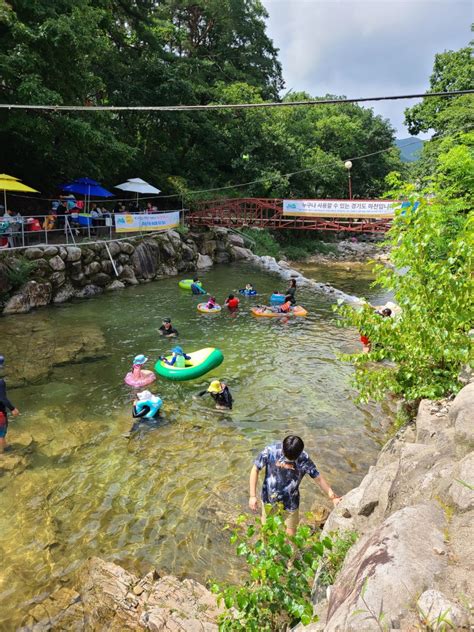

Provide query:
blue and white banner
left=115, top=211, right=180, bottom=233
left=283, top=199, right=395, bottom=218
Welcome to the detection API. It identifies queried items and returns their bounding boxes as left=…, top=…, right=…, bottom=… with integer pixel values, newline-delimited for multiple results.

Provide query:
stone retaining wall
left=0, top=228, right=253, bottom=315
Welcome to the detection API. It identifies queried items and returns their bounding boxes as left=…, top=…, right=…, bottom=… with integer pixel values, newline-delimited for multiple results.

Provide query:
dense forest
left=0, top=0, right=402, bottom=201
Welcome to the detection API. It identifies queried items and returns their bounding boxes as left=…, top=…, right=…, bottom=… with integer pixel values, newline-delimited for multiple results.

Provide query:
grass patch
left=318, top=530, right=358, bottom=587
left=240, top=229, right=338, bottom=261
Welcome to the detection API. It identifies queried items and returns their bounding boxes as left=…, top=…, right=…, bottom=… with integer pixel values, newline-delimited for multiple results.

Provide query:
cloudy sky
left=262, top=0, right=472, bottom=138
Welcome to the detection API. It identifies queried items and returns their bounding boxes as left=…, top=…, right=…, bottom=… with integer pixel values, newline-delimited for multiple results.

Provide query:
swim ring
left=135, top=395, right=163, bottom=419
left=197, top=303, right=222, bottom=313
left=270, top=293, right=285, bottom=305
left=178, top=279, right=203, bottom=290
left=239, top=289, right=257, bottom=296
left=155, top=347, right=224, bottom=381
left=251, top=306, right=308, bottom=318
left=124, top=370, right=156, bottom=387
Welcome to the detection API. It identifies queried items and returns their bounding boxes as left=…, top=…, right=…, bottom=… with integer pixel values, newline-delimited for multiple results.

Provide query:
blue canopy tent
left=60, top=178, right=114, bottom=235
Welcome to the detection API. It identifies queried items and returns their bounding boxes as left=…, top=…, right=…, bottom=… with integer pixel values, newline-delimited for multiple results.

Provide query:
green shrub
left=318, top=530, right=358, bottom=587
left=240, top=228, right=281, bottom=258
left=211, top=509, right=333, bottom=631
left=5, top=257, right=36, bottom=290
left=283, top=245, right=309, bottom=261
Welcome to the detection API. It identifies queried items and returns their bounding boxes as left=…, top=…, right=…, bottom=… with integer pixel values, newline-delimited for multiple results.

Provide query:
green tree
left=335, top=142, right=474, bottom=402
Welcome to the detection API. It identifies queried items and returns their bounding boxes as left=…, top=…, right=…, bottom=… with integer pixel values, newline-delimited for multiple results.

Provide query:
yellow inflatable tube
left=251, top=306, right=308, bottom=318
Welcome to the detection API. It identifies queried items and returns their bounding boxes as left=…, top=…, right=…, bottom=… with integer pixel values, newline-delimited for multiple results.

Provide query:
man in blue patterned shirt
left=249, top=435, right=341, bottom=535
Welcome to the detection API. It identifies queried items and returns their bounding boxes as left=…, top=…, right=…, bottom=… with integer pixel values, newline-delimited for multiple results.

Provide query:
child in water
left=160, top=346, right=191, bottom=367
left=225, top=294, right=239, bottom=309
left=198, top=380, right=233, bottom=410
left=124, top=390, right=163, bottom=437
left=191, top=277, right=206, bottom=295
left=206, top=296, right=218, bottom=310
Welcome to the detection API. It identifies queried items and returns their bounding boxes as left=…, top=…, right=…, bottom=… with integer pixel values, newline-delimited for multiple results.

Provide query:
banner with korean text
left=283, top=199, right=396, bottom=218
left=115, top=211, right=180, bottom=233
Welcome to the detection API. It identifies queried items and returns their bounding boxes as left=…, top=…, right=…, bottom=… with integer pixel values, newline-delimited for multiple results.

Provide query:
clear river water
left=0, top=261, right=392, bottom=629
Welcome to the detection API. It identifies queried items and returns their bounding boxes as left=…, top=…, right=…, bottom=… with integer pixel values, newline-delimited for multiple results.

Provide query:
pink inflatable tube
left=124, top=370, right=156, bottom=387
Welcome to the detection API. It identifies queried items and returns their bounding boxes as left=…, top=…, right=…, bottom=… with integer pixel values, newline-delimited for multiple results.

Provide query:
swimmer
left=191, top=276, right=206, bottom=295
left=160, top=346, right=191, bottom=367
left=124, top=390, right=163, bottom=437
left=225, top=294, right=240, bottom=310
left=255, top=295, right=292, bottom=314
left=198, top=380, right=233, bottom=410
left=159, top=317, right=178, bottom=338
left=285, top=278, right=297, bottom=305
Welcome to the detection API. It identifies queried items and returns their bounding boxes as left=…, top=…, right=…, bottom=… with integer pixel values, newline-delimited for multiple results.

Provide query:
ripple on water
left=0, top=262, right=393, bottom=628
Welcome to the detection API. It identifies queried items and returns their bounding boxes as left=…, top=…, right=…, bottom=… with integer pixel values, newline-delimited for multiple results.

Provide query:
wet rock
left=3, top=281, right=52, bottom=314
left=120, top=265, right=139, bottom=286
left=66, top=246, right=82, bottom=262
left=106, top=241, right=121, bottom=257
left=132, top=240, right=161, bottom=279
left=197, top=254, right=213, bottom=269
left=68, top=261, right=83, bottom=275
left=106, top=280, right=125, bottom=291
left=53, top=282, right=75, bottom=304
left=21, top=586, right=84, bottom=631
left=58, top=247, right=67, bottom=260
left=100, top=260, right=114, bottom=274
left=118, top=253, right=130, bottom=264
left=181, top=243, right=195, bottom=262
left=48, top=255, right=65, bottom=272
left=0, top=453, right=28, bottom=475
left=417, top=589, right=469, bottom=630
left=75, top=284, right=103, bottom=299
left=321, top=504, right=447, bottom=631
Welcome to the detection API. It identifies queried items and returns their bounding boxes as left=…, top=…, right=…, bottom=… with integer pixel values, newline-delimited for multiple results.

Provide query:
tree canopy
left=1, top=0, right=401, bottom=201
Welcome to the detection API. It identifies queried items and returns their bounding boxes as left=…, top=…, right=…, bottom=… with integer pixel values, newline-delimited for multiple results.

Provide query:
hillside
left=396, top=137, right=424, bottom=162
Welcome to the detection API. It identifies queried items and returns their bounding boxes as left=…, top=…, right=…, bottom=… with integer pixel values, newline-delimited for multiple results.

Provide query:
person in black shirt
left=198, top=380, right=233, bottom=410
left=0, top=355, right=20, bottom=452
left=159, top=318, right=178, bottom=337
left=285, top=278, right=297, bottom=305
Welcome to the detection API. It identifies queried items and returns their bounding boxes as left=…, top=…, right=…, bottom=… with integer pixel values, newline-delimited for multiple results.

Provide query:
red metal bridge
left=187, top=198, right=391, bottom=233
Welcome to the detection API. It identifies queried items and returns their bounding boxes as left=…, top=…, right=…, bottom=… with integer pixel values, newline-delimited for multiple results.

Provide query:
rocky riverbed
left=20, top=383, right=473, bottom=631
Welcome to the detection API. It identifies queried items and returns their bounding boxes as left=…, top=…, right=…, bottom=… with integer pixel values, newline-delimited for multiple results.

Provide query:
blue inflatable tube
left=270, top=293, right=285, bottom=305
left=135, top=397, right=163, bottom=419
left=239, top=289, right=257, bottom=296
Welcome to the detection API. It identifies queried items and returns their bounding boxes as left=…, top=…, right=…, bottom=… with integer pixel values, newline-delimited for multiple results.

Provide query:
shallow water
left=0, top=262, right=392, bottom=628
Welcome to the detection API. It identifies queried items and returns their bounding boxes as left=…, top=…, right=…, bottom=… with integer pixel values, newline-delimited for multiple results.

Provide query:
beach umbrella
left=61, top=177, right=113, bottom=213
left=115, top=178, right=161, bottom=206
left=0, top=174, right=39, bottom=212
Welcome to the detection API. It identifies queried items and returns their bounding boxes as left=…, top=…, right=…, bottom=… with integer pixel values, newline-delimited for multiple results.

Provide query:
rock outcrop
left=22, top=557, right=221, bottom=631
left=306, top=383, right=474, bottom=631
left=0, top=229, right=252, bottom=315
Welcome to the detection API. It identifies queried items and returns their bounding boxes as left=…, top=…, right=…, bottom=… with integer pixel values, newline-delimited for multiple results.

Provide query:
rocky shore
left=20, top=383, right=473, bottom=631
left=305, top=382, right=474, bottom=631
left=0, top=229, right=364, bottom=316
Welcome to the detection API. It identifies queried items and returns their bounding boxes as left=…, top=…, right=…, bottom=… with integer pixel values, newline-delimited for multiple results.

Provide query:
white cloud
left=262, top=0, right=472, bottom=136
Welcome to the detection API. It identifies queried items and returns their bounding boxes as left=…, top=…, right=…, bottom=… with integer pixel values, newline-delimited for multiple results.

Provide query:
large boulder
left=120, top=241, right=135, bottom=255
left=417, top=589, right=470, bottom=630
left=231, top=245, right=253, bottom=260
left=321, top=503, right=447, bottom=631
left=74, top=284, right=103, bottom=299
left=24, top=247, right=44, bottom=260
left=3, top=280, right=52, bottom=314
left=132, top=240, right=161, bottom=279
left=197, top=254, right=213, bottom=269
left=84, top=261, right=101, bottom=277
left=24, top=557, right=221, bottom=631
left=53, top=282, right=75, bottom=304
left=228, top=233, right=245, bottom=247
left=91, top=272, right=112, bottom=288
left=119, top=265, right=139, bottom=286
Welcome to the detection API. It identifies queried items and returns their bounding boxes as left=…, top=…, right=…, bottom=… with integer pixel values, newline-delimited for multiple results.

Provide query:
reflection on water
left=0, top=262, right=392, bottom=628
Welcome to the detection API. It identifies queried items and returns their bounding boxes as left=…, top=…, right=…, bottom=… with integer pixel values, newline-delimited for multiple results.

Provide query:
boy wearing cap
left=159, top=318, right=178, bottom=338
left=198, top=380, right=233, bottom=410
left=249, top=435, right=341, bottom=535
left=160, top=346, right=191, bottom=367
left=0, top=355, right=20, bottom=453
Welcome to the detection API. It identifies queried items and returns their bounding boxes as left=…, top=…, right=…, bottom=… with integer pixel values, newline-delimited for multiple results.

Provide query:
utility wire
left=0, top=90, right=472, bottom=113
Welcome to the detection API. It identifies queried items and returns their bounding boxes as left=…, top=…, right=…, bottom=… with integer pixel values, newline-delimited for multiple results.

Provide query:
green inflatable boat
left=178, top=279, right=202, bottom=290
left=155, top=347, right=224, bottom=381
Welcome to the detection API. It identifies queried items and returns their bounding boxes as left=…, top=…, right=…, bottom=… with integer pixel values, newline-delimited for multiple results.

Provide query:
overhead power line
left=0, top=90, right=472, bottom=113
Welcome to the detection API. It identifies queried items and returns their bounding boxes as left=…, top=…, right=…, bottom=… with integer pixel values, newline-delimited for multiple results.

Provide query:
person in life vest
left=191, top=276, right=206, bottom=295
left=123, top=390, right=163, bottom=437
left=160, top=346, right=191, bottom=367
left=255, top=295, right=292, bottom=315
left=225, top=294, right=240, bottom=310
